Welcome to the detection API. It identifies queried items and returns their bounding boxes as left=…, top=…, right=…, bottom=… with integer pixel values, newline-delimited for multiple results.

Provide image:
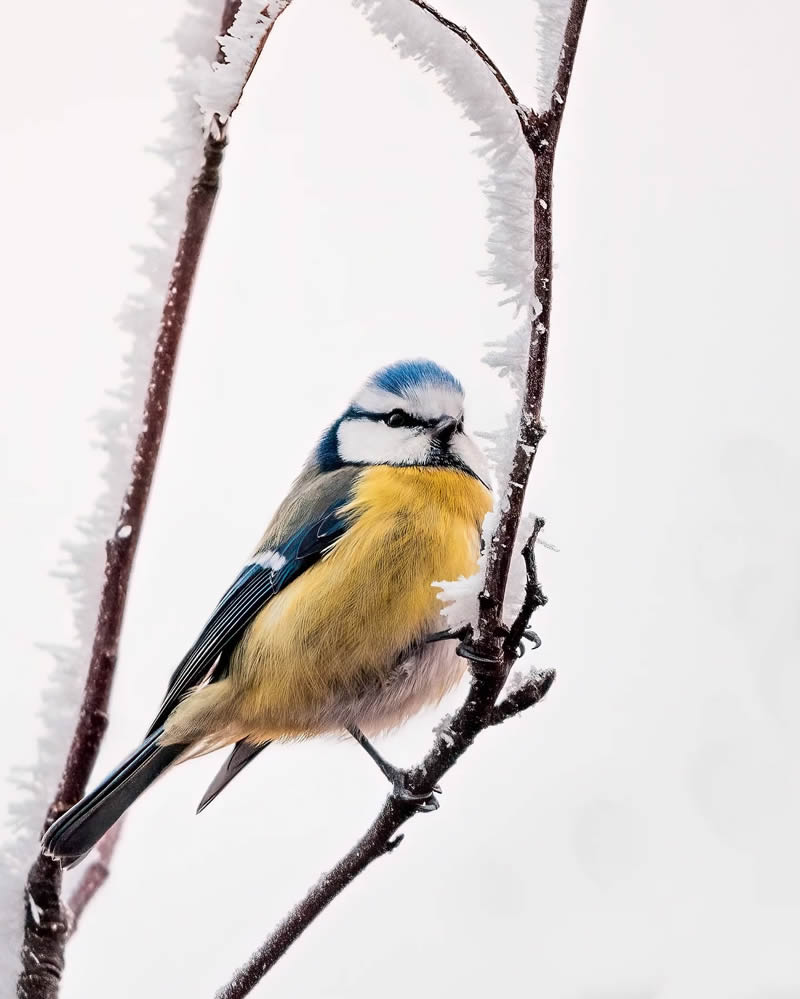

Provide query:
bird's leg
left=425, top=626, right=469, bottom=644
left=347, top=725, right=402, bottom=783
left=347, top=725, right=440, bottom=812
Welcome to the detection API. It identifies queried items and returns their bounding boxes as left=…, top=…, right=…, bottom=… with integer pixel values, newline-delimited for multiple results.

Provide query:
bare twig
left=66, top=825, right=123, bottom=935
left=15, top=3, right=297, bottom=995
left=215, top=803, right=410, bottom=999
left=505, top=517, right=548, bottom=655
left=489, top=668, right=556, bottom=726
left=215, top=2, right=589, bottom=995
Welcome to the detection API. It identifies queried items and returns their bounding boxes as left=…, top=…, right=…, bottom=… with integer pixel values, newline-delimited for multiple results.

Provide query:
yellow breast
left=229, top=465, right=492, bottom=735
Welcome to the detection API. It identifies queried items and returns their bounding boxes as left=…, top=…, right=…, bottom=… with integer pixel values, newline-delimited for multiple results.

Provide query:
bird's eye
left=385, top=409, right=410, bottom=428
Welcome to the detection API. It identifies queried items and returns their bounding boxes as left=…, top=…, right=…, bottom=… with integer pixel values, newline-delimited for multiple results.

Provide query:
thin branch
left=505, top=517, right=548, bottom=655
left=215, top=803, right=408, bottom=999
left=215, top=0, right=589, bottom=993
left=66, top=824, right=123, bottom=935
left=15, top=2, right=296, bottom=995
left=551, top=0, right=589, bottom=118
left=17, top=122, right=230, bottom=999
left=474, top=0, right=589, bottom=667
left=489, top=668, right=555, bottom=726
left=223, top=3, right=290, bottom=121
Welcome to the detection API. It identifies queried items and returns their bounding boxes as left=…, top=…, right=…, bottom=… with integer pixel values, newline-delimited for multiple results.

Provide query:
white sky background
left=2, top=0, right=800, bottom=996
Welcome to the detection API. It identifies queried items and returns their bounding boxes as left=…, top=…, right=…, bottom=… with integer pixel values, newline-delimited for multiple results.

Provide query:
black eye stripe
left=349, top=408, right=422, bottom=428
left=386, top=408, right=424, bottom=428
left=346, top=407, right=462, bottom=431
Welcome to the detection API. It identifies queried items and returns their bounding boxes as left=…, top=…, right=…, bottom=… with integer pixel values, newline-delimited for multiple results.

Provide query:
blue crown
left=369, top=359, right=463, bottom=399
left=316, top=360, right=464, bottom=472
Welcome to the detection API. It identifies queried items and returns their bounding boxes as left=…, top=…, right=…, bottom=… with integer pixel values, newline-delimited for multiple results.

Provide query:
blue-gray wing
left=145, top=485, right=353, bottom=738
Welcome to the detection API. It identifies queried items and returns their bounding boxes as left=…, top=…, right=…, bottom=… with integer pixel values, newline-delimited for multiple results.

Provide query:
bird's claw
left=391, top=774, right=441, bottom=812
left=452, top=625, right=542, bottom=665
left=456, top=641, right=498, bottom=665
left=514, top=629, right=542, bottom=658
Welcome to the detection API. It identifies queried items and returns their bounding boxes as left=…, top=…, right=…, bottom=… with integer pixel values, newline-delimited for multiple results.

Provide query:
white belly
left=318, top=639, right=466, bottom=736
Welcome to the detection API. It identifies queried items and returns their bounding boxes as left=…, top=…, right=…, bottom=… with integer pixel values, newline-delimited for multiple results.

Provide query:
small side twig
left=505, top=517, right=548, bottom=655
left=66, top=824, right=123, bottom=936
left=489, top=668, right=556, bottom=726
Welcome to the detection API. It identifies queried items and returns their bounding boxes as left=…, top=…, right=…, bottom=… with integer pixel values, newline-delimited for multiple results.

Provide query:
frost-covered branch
left=10, top=3, right=294, bottom=996
left=472, top=0, right=588, bottom=677
left=194, top=0, right=293, bottom=127
left=215, top=1, right=589, bottom=994
left=406, top=0, right=527, bottom=122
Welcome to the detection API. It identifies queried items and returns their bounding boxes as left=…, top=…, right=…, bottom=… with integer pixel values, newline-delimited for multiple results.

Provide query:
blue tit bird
left=42, top=359, right=493, bottom=864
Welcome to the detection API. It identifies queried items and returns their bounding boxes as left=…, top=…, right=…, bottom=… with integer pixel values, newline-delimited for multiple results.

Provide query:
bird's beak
left=431, top=417, right=459, bottom=446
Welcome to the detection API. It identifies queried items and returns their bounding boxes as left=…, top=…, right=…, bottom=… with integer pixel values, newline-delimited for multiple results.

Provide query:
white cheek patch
left=337, top=418, right=430, bottom=466
left=452, top=432, right=491, bottom=486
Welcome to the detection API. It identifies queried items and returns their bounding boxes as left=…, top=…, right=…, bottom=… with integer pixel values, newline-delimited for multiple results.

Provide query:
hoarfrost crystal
left=352, top=0, right=566, bottom=627
left=193, top=0, right=291, bottom=127
left=0, top=2, right=221, bottom=989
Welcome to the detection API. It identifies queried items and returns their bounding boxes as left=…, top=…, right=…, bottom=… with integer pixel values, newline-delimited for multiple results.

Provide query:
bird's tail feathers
left=41, top=729, right=187, bottom=866
left=196, top=739, right=271, bottom=814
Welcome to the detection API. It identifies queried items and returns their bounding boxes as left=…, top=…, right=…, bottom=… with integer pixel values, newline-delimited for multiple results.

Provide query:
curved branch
left=474, top=0, right=588, bottom=660
left=407, top=0, right=527, bottom=121
left=215, top=0, right=589, bottom=993
left=18, top=116, right=230, bottom=999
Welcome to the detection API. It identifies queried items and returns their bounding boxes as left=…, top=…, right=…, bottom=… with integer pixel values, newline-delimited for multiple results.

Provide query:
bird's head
left=316, top=359, right=488, bottom=483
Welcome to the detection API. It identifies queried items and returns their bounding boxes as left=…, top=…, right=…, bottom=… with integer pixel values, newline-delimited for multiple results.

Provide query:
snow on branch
left=534, top=0, right=573, bottom=109
left=355, top=0, right=534, bottom=315
left=355, top=0, right=570, bottom=634
left=0, top=3, right=221, bottom=989
left=194, top=0, right=292, bottom=127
